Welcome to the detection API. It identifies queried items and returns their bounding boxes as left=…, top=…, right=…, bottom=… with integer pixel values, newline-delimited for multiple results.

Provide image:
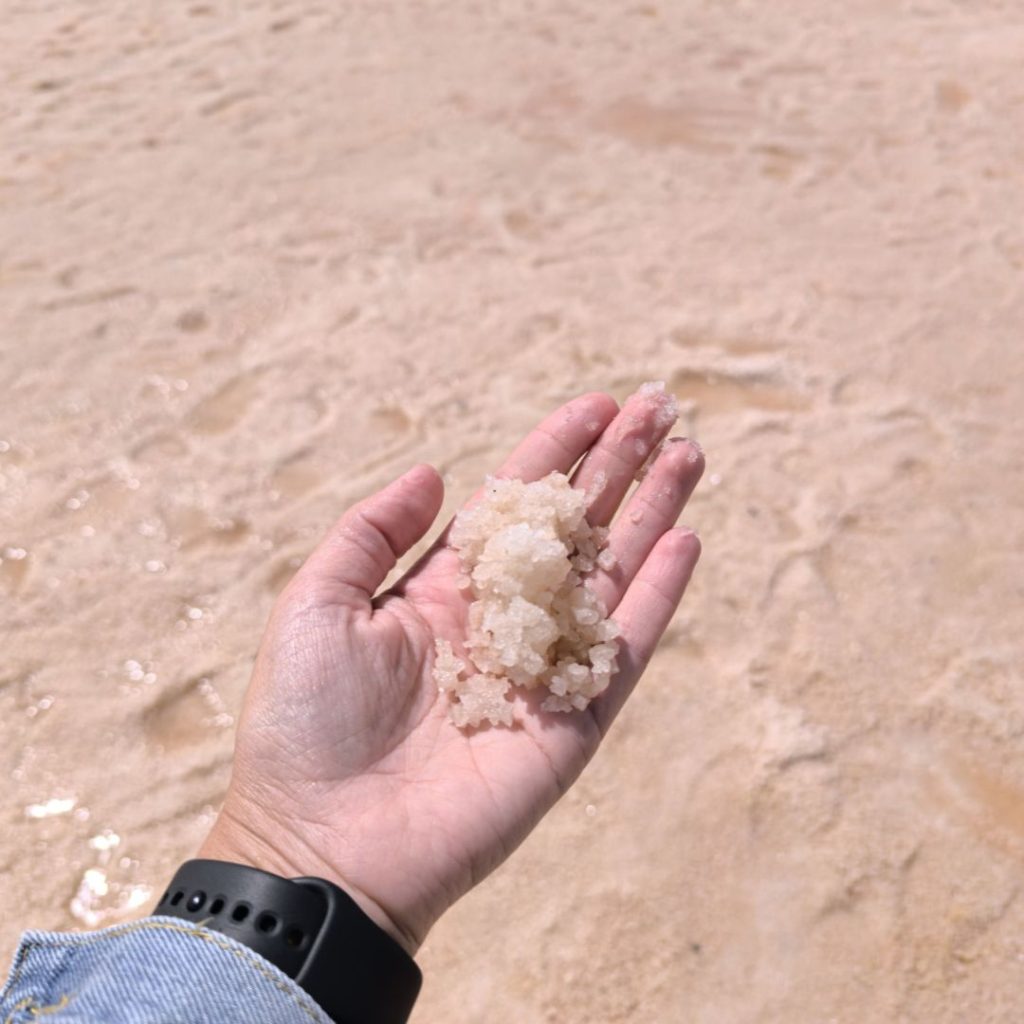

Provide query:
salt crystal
left=25, top=797, right=76, bottom=819
left=434, top=472, right=619, bottom=727
left=585, top=469, right=608, bottom=505
left=89, top=830, right=121, bottom=852
left=638, top=379, right=680, bottom=431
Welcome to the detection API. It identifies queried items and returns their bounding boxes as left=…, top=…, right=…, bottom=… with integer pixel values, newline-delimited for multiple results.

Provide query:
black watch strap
left=154, top=859, right=421, bottom=1024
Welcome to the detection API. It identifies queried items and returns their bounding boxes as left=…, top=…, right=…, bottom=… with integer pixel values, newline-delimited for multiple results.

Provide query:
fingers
left=299, top=464, right=445, bottom=610
left=590, top=527, right=702, bottom=737
left=587, top=437, right=704, bottom=614
left=493, top=391, right=619, bottom=485
left=419, top=392, right=619, bottom=560
left=571, top=386, right=679, bottom=526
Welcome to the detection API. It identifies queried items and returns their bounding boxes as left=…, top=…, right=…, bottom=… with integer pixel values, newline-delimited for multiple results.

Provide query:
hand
left=198, top=390, right=704, bottom=954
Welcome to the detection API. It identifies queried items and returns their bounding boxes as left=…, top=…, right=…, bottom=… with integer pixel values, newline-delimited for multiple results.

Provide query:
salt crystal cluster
left=434, top=472, right=620, bottom=728
left=637, top=379, right=680, bottom=430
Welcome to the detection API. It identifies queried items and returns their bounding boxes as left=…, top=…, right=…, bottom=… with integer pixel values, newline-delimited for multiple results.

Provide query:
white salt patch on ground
left=434, top=472, right=620, bottom=727
left=25, top=796, right=76, bottom=819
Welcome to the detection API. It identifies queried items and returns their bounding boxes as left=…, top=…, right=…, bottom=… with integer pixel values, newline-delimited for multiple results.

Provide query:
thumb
left=299, top=463, right=444, bottom=610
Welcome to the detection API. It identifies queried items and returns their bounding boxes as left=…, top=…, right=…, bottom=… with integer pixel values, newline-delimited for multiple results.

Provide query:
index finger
left=404, top=392, right=618, bottom=578
left=491, top=391, right=619, bottom=485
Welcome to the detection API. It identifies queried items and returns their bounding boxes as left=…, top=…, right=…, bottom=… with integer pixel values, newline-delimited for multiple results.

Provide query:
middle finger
left=571, top=382, right=680, bottom=526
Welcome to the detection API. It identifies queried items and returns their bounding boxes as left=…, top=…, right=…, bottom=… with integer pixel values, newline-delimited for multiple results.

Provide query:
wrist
left=155, top=857, right=423, bottom=1024
left=197, top=805, right=418, bottom=957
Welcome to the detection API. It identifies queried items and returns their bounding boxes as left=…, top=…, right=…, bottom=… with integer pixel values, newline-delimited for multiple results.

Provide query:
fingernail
left=661, top=437, right=704, bottom=465
left=682, top=438, right=704, bottom=464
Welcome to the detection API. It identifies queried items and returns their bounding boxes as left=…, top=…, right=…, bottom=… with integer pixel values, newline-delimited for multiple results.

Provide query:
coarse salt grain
left=434, top=472, right=620, bottom=728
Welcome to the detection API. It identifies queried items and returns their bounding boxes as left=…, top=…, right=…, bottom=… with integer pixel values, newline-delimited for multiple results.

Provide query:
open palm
left=200, top=390, right=704, bottom=954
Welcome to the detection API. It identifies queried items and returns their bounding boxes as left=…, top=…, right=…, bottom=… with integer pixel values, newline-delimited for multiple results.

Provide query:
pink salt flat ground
left=2, top=2, right=1024, bottom=1021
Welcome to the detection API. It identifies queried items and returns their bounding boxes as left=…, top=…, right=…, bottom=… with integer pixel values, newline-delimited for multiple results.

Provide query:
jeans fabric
left=0, top=916, right=333, bottom=1023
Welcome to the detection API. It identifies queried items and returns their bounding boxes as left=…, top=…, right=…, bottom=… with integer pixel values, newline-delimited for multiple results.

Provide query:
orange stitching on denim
left=28, top=995, right=70, bottom=1019
left=4, top=994, right=69, bottom=1024
left=4, top=996, right=34, bottom=1024
left=4, top=923, right=326, bottom=1023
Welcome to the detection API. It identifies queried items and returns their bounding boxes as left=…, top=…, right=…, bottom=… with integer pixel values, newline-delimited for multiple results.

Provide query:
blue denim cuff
left=1, top=916, right=333, bottom=1024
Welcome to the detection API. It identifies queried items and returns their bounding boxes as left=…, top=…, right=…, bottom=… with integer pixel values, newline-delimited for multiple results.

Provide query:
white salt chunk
left=434, top=472, right=620, bottom=727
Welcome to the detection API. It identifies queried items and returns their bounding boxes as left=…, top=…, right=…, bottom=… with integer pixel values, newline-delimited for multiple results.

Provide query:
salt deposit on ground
left=4, top=3, right=1024, bottom=1020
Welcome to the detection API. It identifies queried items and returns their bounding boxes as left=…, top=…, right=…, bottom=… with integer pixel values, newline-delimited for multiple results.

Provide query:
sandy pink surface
left=2, top=2, right=1024, bottom=1021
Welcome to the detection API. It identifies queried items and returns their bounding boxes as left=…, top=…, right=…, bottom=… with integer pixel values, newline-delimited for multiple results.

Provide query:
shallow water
left=3, top=1, right=1024, bottom=1020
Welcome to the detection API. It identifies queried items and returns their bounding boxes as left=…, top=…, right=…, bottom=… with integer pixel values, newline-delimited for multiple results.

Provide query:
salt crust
left=434, top=472, right=621, bottom=728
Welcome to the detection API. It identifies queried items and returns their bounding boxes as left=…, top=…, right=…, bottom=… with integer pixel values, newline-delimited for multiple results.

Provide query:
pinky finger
left=591, top=527, right=701, bottom=737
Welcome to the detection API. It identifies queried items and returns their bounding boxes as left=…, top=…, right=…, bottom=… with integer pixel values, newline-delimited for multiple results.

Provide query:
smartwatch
left=154, top=859, right=421, bottom=1024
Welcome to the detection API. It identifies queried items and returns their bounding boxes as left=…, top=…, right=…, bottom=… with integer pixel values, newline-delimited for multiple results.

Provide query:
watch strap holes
left=153, top=861, right=423, bottom=1022
left=255, top=911, right=280, bottom=935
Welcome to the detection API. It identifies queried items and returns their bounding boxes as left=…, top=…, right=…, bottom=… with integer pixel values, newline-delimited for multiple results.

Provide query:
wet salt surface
left=25, top=797, right=75, bottom=819
left=1, top=1, right=1023, bottom=1021
left=70, top=831, right=152, bottom=928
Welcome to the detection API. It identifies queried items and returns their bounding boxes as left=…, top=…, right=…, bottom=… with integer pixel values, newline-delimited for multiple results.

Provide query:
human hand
left=198, top=391, right=704, bottom=954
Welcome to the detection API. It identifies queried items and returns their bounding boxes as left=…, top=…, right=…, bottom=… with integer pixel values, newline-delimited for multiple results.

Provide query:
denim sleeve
left=0, top=916, right=333, bottom=1024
